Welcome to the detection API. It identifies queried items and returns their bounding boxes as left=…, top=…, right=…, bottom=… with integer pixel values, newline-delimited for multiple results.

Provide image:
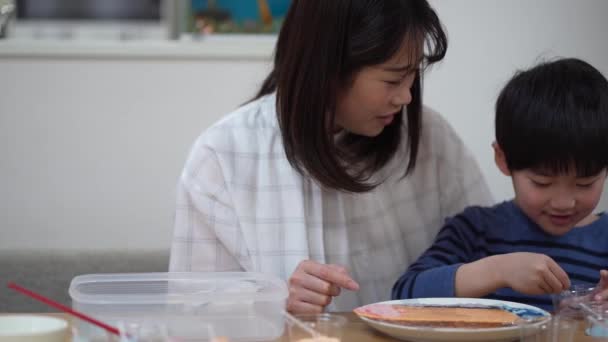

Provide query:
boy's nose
left=550, top=196, right=576, bottom=210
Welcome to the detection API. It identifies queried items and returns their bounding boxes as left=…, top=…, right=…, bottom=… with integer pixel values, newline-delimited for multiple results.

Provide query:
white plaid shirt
left=169, top=93, right=493, bottom=311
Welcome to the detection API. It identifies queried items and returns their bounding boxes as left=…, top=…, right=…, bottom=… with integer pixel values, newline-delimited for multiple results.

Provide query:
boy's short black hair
left=495, top=58, right=608, bottom=177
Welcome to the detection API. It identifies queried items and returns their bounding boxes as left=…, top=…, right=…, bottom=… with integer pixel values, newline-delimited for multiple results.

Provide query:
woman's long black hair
left=255, top=0, right=447, bottom=192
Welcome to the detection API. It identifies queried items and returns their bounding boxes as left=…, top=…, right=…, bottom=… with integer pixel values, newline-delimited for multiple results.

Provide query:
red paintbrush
left=7, top=282, right=121, bottom=336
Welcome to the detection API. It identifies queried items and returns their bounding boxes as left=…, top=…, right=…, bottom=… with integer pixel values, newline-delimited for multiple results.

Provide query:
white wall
left=1, top=0, right=608, bottom=250
left=0, top=58, right=270, bottom=250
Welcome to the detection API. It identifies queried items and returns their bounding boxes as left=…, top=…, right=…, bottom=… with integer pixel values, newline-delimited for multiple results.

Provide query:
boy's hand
left=499, top=252, right=570, bottom=295
left=286, top=260, right=359, bottom=314
left=593, top=269, right=608, bottom=301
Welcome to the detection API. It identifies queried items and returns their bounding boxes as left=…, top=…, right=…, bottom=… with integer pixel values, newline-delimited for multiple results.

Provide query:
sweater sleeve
left=392, top=208, right=484, bottom=299
left=169, top=141, right=246, bottom=273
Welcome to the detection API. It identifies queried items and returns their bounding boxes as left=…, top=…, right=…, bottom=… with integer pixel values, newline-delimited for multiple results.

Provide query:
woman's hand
left=286, top=260, right=359, bottom=314
left=593, top=269, right=608, bottom=301
left=498, top=252, right=570, bottom=295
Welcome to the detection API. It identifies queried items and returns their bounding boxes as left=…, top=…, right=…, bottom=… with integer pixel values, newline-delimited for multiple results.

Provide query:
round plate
left=356, top=298, right=550, bottom=342
left=0, top=315, right=69, bottom=342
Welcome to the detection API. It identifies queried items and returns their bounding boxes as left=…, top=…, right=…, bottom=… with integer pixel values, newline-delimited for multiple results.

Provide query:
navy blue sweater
left=391, top=201, right=608, bottom=311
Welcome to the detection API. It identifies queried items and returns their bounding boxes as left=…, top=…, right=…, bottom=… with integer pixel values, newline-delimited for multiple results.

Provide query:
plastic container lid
left=69, top=272, right=288, bottom=305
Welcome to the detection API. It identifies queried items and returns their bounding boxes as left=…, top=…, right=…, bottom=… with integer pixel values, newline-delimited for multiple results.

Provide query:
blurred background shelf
left=1, top=0, right=291, bottom=41
left=0, top=34, right=276, bottom=59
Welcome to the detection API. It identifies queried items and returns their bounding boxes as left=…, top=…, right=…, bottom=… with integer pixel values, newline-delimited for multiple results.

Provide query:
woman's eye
left=576, top=183, right=594, bottom=188
left=531, top=180, right=551, bottom=187
left=384, top=80, right=402, bottom=85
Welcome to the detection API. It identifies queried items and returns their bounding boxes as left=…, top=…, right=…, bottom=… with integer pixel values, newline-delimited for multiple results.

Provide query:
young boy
left=392, top=58, right=608, bottom=311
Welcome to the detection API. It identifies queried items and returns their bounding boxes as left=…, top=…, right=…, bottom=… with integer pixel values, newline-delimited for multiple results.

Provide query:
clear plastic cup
left=72, top=320, right=229, bottom=342
left=552, top=284, right=598, bottom=319
left=518, top=315, right=579, bottom=342
left=117, top=321, right=170, bottom=341
left=581, top=301, right=608, bottom=338
left=71, top=326, right=116, bottom=342
left=586, top=315, right=608, bottom=338
left=287, top=313, right=347, bottom=342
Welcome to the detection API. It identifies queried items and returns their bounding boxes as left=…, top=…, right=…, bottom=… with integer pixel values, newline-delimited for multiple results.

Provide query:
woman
left=169, top=0, right=493, bottom=313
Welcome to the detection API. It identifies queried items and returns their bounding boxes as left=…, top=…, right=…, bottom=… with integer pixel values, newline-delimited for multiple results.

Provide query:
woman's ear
left=493, top=142, right=511, bottom=176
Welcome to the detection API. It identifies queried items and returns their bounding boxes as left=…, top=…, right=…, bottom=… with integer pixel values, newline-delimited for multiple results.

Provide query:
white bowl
left=0, top=315, right=69, bottom=342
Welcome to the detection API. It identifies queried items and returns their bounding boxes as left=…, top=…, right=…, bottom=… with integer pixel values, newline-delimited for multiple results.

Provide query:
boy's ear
left=493, top=142, right=511, bottom=176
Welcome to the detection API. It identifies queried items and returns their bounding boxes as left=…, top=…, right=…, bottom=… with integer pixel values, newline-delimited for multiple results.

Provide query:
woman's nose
left=392, top=86, right=412, bottom=107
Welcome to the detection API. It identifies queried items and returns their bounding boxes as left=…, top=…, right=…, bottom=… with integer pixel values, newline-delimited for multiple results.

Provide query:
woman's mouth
left=377, top=114, right=395, bottom=125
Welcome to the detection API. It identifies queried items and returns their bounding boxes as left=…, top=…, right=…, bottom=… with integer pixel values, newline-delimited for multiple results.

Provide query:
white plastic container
left=69, top=272, right=288, bottom=341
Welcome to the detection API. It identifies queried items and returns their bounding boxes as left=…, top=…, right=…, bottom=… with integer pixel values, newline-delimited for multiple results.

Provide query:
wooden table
left=10, top=312, right=603, bottom=341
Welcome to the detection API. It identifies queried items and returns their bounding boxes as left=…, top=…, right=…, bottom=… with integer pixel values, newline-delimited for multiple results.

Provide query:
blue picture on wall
left=191, top=0, right=291, bottom=33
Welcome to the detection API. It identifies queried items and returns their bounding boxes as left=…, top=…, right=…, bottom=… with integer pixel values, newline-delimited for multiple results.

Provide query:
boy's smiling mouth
left=547, top=213, right=575, bottom=226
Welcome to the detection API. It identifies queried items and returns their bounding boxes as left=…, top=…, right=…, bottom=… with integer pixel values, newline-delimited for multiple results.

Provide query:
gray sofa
left=0, top=249, right=170, bottom=312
